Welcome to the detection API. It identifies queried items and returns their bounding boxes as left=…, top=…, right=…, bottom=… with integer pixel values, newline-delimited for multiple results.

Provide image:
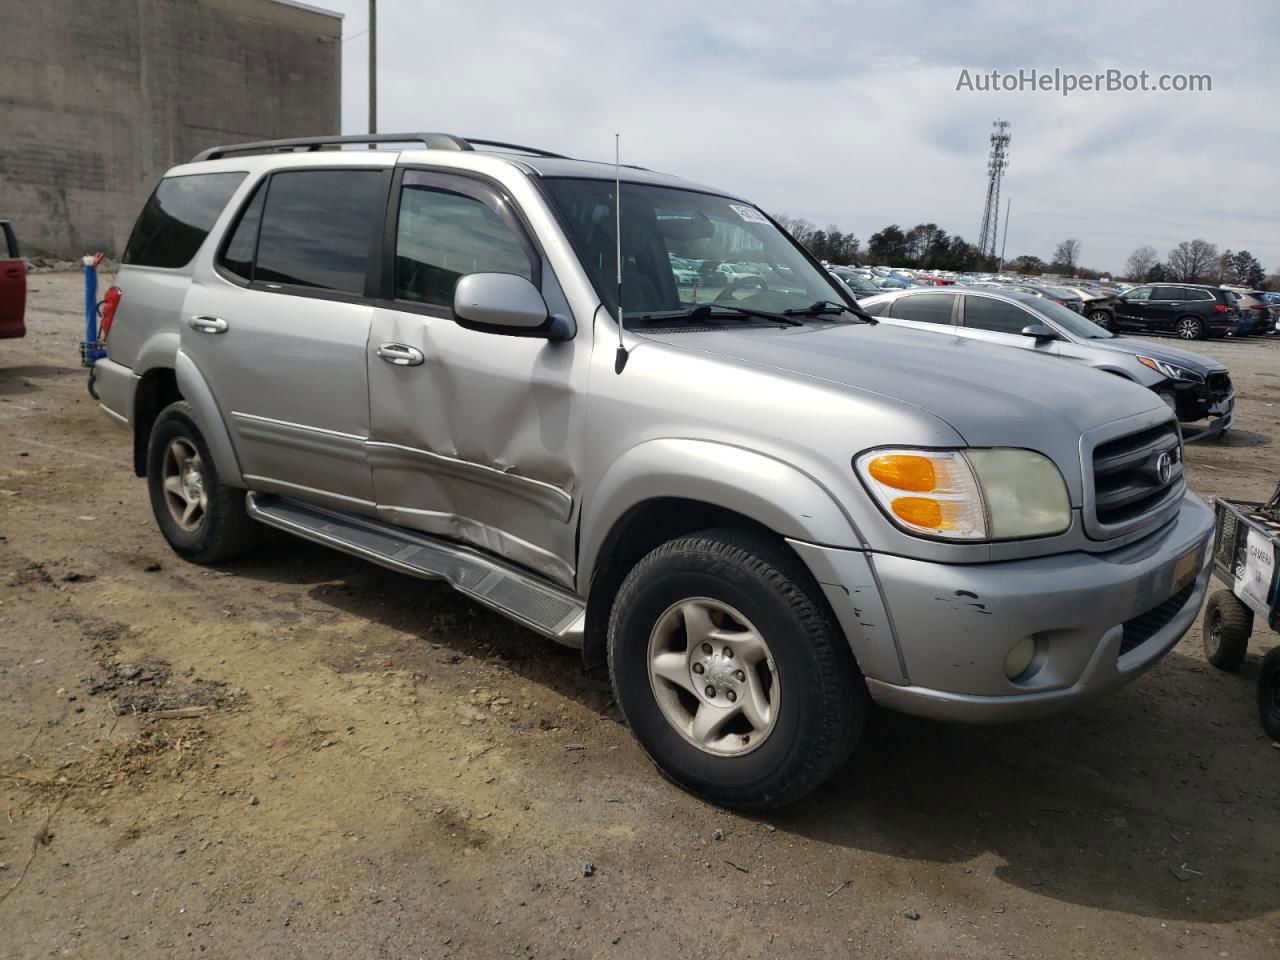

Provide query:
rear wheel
left=1202, top=589, right=1252, bottom=671
left=146, top=401, right=258, bottom=563
left=1177, top=315, right=1205, bottom=340
left=1258, top=648, right=1280, bottom=741
left=608, top=528, right=867, bottom=810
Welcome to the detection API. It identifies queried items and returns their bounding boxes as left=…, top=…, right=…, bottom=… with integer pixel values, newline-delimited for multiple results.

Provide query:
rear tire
left=1202, top=589, right=1252, bottom=671
left=1177, top=316, right=1205, bottom=340
left=1258, top=648, right=1280, bottom=741
left=146, top=401, right=258, bottom=563
left=608, top=528, right=867, bottom=810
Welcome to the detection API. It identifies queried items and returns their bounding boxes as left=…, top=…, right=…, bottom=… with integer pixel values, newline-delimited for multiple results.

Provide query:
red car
left=1, top=220, right=26, bottom=339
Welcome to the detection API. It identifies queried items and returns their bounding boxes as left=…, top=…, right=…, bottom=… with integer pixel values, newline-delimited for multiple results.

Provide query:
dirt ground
left=1, top=273, right=1277, bottom=960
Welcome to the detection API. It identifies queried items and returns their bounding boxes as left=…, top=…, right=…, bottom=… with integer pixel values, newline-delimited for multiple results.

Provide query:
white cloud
left=320, top=0, right=1280, bottom=273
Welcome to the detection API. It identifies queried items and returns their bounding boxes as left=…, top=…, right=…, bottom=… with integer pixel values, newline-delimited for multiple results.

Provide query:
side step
left=245, top=493, right=585, bottom=647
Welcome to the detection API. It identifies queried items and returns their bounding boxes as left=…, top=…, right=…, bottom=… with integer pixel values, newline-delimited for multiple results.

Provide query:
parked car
left=999, top=283, right=1085, bottom=315
left=1, top=220, right=26, bottom=339
left=1225, top=290, right=1273, bottom=335
left=861, top=287, right=1234, bottom=435
left=829, top=268, right=881, bottom=299
left=1111, top=284, right=1237, bottom=339
left=716, top=262, right=760, bottom=284
left=92, top=132, right=1215, bottom=810
left=1058, top=285, right=1118, bottom=328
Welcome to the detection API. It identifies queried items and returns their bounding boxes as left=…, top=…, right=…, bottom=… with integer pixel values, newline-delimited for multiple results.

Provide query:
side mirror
left=453, top=273, right=575, bottom=341
left=1021, top=323, right=1056, bottom=341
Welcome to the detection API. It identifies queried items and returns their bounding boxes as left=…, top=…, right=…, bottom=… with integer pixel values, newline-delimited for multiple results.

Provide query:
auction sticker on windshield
left=1235, top=529, right=1277, bottom=609
left=729, top=204, right=770, bottom=224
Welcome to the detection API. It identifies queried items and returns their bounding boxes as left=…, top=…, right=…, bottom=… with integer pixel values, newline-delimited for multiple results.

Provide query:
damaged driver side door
left=366, top=169, right=585, bottom=587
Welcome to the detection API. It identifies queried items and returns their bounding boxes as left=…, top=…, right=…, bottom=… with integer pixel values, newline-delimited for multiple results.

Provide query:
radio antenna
left=613, top=132, right=628, bottom=374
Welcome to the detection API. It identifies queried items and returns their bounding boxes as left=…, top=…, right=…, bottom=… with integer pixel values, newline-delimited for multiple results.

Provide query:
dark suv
left=1112, top=283, right=1236, bottom=340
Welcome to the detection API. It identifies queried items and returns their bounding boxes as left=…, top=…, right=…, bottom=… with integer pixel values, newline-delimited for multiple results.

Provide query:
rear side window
left=1186, top=288, right=1214, bottom=301
left=394, top=177, right=533, bottom=308
left=1153, top=286, right=1186, bottom=301
left=889, top=293, right=955, bottom=325
left=123, top=172, right=246, bottom=268
left=253, top=170, right=385, bottom=295
left=219, top=182, right=266, bottom=282
left=962, top=295, right=1033, bottom=333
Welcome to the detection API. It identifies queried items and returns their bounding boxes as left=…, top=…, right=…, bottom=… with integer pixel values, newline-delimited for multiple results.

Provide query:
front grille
left=1091, top=422, right=1184, bottom=530
left=1206, top=371, right=1232, bottom=399
left=1119, top=582, right=1195, bottom=655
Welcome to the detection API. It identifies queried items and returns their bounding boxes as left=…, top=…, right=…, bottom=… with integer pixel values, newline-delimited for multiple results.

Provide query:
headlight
left=1136, top=356, right=1204, bottom=383
left=855, top=448, right=1071, bottom=542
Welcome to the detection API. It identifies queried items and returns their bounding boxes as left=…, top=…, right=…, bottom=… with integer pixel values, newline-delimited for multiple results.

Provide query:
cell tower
left=977, top=119, right=1011, bottom=263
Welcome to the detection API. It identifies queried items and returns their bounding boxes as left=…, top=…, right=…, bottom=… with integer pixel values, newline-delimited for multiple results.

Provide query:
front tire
left=1089, top=309, right=1111, bottom=329
left=146, top=401, right=258, bottom=563
left=608, top=528, right=867, bottom=810
left=1177, top=316, right=1205, bottom=340
left=1202, top=589, right=1252, bottom=671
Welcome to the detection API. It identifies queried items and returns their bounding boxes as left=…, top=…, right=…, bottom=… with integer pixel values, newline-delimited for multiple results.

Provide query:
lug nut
left=725, top=689, right=737, bottom=702
left=723, top=647, right=733, bottom=658
left=692, top=662, right=705, bottom=675
left=705, top=686, right=716, bottom=698
left=701, top=643, right=713, bottom=655
left=735, top=670, right=746, bottom=682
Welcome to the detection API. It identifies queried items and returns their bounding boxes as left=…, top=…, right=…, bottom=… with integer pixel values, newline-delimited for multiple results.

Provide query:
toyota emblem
left=1156, top=451, right=1173, bottom=484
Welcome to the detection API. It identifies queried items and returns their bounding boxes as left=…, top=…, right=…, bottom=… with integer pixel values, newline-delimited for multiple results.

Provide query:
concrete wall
left=0, top=0, right=342, bottom=257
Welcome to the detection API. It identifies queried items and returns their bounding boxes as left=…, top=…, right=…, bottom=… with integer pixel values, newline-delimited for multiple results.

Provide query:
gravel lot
left=2, top=273, right=1278, bottom=959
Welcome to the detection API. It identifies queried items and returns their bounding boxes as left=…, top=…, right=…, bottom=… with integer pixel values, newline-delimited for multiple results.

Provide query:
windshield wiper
left=639, top=304, right=804, bottom=327
left=783, top=300, right=877, bottom=323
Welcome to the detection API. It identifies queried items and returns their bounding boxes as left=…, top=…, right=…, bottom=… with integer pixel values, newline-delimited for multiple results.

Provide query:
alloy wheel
left=161, top=437, right=208, bottom=531
left=646, top=597, right=779, bottom=757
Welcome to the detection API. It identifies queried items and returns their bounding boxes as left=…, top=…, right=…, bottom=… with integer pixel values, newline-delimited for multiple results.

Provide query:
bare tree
left=1051, top=238, right=1081, bottom=274
left=772, top=213, right=815, bottom=245
left=1166, top=239, right=1219, bottom=283
left=1124, top=245, right=1159, bottom=281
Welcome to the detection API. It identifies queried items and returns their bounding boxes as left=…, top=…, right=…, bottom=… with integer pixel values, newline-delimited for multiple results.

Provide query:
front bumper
left=796, top=492, right=1215, bottom=724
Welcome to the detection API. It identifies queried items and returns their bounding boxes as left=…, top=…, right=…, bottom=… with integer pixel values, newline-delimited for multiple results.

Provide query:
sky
left=315, top=0, right=1279, bottom=275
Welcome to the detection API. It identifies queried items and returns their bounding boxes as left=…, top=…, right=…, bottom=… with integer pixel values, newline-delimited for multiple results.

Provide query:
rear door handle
left=189, top=315, right=228, bottom=334
left=377, top=342, right=425, bottom=366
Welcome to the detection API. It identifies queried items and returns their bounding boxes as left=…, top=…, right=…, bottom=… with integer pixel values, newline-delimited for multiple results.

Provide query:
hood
left=642, top=321, right=1165, bottom=449
left=1086, top=336, right=1226, bottom=374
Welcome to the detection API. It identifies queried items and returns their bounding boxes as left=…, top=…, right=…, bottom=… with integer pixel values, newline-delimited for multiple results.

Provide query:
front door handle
left=377, top=342, right=425, bottom=366
left=189, top=315, right=228, bottom=334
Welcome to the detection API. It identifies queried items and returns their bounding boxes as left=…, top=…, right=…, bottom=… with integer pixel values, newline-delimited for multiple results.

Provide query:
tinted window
left=1153, top=286, right=1185, bottom=301
left=889, top=293, right=954, bottom=325
left=123, top=172, right=246, bottom=268
left=395, top=183, right=533, bottom=307
left=859, top=299, right=889, bottom=316
left=1185, top=288, right=1213, bottom=301
left=1125, top=286, right=1152, bottom=301
left=963, top=295, right=1034, bottom=334
left=219, top=182, right=266, bottom=282
left=254, top=170, right=384, bottom=294
left=2, top=223, right=18, bottom=259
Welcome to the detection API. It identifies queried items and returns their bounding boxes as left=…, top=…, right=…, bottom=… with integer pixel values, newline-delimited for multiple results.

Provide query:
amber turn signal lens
left=890, top=496, right=944, bottom=529
left=867, top=454, right=937, bottom=492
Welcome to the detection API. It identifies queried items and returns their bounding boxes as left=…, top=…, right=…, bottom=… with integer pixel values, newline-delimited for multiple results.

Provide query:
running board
left=245, top=493, right=585, bottom=647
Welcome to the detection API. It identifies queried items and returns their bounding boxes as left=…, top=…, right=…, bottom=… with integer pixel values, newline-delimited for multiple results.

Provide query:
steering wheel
left=715, top=276, right=770, bottom=302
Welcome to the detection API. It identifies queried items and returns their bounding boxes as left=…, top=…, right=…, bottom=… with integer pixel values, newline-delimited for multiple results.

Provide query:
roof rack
left=191, top=133, right=567, bottom=163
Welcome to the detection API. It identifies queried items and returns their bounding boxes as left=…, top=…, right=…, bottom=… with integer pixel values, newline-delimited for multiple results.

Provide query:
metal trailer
left=1202, top=483, right=1280, bottom=739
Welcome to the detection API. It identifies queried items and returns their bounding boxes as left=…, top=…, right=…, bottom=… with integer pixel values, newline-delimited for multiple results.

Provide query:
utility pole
left=998, top=196, right=1011, bottom=272
left=368, top=0, right=377, bottom=136
left=977, top=119, right=1011, bottom=266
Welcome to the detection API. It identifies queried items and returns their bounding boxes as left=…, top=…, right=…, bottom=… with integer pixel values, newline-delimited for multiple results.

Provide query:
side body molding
left=175, top=349, right=245, bottom=488
left=578, top=438, right=865, bottom=592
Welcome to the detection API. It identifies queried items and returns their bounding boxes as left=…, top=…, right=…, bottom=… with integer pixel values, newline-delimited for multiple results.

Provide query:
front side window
left=394, top=178, right=533, bottom=308
left=889, top=293, right=955, bottom=325
left=219, top=181, right=266, bottom=282
left=962, top=295, right=1033, bottom=333
left=253, top=170, right=385, bottom=295
left=1125, top=286, right=1152, bottom=301
left=123, top=172, right=246, bottom=268
left=541, top=178, right=846, bottom=323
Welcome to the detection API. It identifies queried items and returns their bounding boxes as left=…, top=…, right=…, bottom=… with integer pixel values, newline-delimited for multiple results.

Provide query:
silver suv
left=92, top=133, right=1215, bottom=809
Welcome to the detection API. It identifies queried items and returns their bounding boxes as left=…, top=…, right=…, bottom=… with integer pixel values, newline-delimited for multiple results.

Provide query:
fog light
left=1004, top=636, right=1037, bottom=680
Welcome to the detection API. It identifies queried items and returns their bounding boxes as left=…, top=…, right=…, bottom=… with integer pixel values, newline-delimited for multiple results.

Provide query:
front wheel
left=608, top=528, right=867, bottom=810
left=1089, top=309, right=1111, bottom=329
left=1202, top=589, right=1252, bottom=671
left=1177, top=316, right=1205, bottom=340
left=146, top=401, right=258, bottom=563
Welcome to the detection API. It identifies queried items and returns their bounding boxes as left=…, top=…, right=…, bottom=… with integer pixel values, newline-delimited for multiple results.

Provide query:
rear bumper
left=797, top=493, right=1214, bottom=724
left=91, top=357, right=137, bottom=427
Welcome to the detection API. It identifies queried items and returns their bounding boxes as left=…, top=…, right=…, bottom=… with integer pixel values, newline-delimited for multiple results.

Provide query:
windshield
left=541, top=178, right=849, bottom=323
left=1033, top=296, right=1115, bottom=338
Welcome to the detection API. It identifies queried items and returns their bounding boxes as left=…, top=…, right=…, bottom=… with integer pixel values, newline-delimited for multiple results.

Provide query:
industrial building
left=0, top=0, right=342, bottom=257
